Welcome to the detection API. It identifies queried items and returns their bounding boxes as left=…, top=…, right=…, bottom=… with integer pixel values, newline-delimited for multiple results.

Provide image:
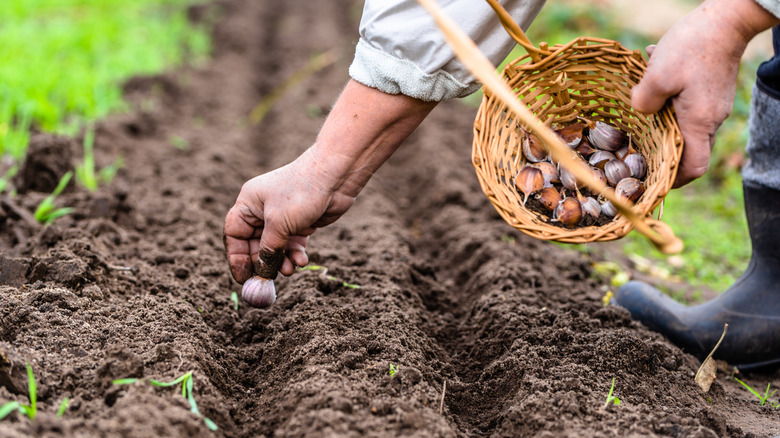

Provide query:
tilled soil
left=1, top=1, right=780, bottom=437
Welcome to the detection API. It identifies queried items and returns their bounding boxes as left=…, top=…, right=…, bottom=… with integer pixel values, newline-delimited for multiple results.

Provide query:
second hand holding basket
left=417, top=0, right=684, bottom=254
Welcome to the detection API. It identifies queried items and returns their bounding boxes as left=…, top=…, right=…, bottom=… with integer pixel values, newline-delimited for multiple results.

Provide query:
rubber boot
left=613, top=182, right=780, bottom=369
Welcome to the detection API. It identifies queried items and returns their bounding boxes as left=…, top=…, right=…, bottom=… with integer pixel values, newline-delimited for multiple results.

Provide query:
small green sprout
left=0, top=164, right=18, bottom=193
left=56, top=398, right=69, bottom=418
left=603, top=377, right=621, bottom=408
left=388, top=364, right=399, bottom=379
left=230, top=291, right=239, bottom=311
left=34, top=171, right=74, bottom=225
left=0, top=364, right=38, bottom=421
left=299, top=265, right=361, bottom=289
left=734, top=378, right=777, bottom=407
left=75, top=127, right=123, bottom=191
left=169, top=135, right=190, bottom=150
left=113, top=372, right=217, bottom=431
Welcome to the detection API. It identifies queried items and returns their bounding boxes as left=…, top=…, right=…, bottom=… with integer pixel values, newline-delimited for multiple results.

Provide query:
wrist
left=704, top=0, right=780, bottom=47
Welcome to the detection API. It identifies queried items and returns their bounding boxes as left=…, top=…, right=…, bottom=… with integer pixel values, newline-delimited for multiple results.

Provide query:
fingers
left=670, top=99, right=716, bottom=188
left=645, top=44, right=656, bottom=58
left=224, top=205, right=261, bottom=283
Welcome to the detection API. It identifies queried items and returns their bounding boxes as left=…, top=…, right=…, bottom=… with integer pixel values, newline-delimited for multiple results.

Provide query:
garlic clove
left=242, top=275, right=277, bottom=308
left=559, top=165, right=579, bottom=191
left=600, top=200, right=617, bottom=217
left=590, top=167, right=607, bottom=188
left=555, top=122, right=586, bottom=148
left=580, top=196, right=601, bottom=219
left=515, top=166, right=545, bottom=205
left=587, top=121, right=628, bottom=152
left=624, top=153, right=647, bottom=179
left=574, top=136, right=596, bottom=157
left=604, top=159, right=631, bottom=186
left=553, top=197, right=582, bottom=227
left=588, top=150, right=616, bottom=170
left=536, top=186, right=562, bottom=212
left=530, top=161, right=560, bottom=185
left=615, top=177, right=645, bottom=203
left=522, top=131, right=548, bottom=163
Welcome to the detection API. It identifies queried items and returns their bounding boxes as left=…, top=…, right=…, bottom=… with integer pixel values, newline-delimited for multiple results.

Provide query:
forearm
left=310, top=79, right=438, bottom=198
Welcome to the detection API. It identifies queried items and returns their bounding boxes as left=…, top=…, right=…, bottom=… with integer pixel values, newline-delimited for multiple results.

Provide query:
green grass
left=113, top=372, right=218, bottom=431
left=34, top=171, right=74, bottom=225
left=0, top=0, right=211, bottom=161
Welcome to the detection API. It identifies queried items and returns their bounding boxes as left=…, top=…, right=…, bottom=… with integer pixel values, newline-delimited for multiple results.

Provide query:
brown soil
left=1, top=1, right=780, bottom=437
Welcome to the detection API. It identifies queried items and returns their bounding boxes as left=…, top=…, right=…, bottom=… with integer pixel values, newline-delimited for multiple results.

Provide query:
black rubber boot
left=613, top=182, right=780, bottom=369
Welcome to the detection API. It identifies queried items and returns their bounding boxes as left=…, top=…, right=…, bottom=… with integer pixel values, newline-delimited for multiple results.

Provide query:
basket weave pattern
left=473, top=37, right=684, bottom=243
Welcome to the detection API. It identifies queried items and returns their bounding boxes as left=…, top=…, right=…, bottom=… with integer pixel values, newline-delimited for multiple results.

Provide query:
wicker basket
left=469, top=5, right=684, bottom=246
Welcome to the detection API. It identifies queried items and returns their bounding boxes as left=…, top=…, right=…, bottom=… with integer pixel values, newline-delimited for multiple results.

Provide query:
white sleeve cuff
left=349, top=38, right=481, bottom=102
left=754, top=0, right=780, bottom=19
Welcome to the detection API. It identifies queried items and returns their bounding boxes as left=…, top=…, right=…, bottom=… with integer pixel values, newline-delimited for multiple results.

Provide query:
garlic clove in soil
left=242, top=276, right=277, bottom=308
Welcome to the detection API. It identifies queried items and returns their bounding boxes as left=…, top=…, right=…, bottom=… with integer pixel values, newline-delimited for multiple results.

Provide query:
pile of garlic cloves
left=514, top=118, right=646, bottom=228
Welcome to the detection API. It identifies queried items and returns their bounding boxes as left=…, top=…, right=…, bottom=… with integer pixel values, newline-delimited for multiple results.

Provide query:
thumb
left=256, top=219, right=289, bottom=279
left=632, top=72, right=679, bottom=115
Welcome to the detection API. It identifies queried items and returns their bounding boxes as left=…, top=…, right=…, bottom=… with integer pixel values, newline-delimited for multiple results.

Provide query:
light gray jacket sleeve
left=754, top=0, right=780, bottom=19
left=349, top=0, right=547, bottom=102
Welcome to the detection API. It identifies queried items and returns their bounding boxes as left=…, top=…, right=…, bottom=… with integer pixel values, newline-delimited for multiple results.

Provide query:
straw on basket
left=417, top=0, right=684, bottom=254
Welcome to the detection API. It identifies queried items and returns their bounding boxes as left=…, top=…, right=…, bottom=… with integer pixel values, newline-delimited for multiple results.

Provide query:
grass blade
left=149, top=372, right=191, bottom=388
left=56, top=398, right=69, bottom=417
left=204, top=417, right=218, bottom=431
left=111, top=378, right=140, bottom=385
left=0, top=402, right=21, bottom=421
left=25, top=364, right=36, bottom=421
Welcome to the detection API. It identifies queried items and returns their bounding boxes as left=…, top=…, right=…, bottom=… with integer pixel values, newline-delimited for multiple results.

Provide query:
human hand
left=631, top=0, right=779, bottom=188
left=223, top=147, right=355, bottom=283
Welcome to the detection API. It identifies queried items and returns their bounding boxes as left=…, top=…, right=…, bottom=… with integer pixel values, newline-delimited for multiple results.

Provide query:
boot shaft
left=743, top=182, right=780, bottom=260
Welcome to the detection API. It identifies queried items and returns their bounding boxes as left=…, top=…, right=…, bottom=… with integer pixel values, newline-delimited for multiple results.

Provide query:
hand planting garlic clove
left=241, top=276, right=277, bottom=308
left=241, top=249, right=285, bottom=309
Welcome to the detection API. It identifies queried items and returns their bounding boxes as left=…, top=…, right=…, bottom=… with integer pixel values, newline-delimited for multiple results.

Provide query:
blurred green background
left=0, top=0, right=209, bottom=161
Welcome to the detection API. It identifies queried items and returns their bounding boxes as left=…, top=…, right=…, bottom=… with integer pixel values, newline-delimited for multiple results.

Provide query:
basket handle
left=416, top=0, right=683, bottom=254
left=483, top=0, right=543, bottom=63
